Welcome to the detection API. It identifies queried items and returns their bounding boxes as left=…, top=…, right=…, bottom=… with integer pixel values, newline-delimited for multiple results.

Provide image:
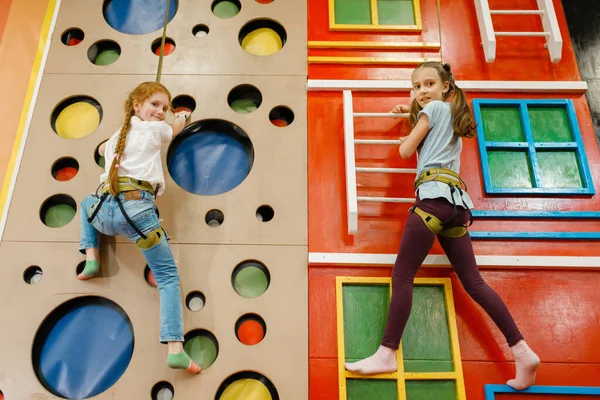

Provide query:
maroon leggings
left=381, top=197, right=523, bottom=350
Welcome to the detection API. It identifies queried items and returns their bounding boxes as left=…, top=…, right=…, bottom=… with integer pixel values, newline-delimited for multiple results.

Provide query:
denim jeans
left=79, top=191, right=184, bottom=343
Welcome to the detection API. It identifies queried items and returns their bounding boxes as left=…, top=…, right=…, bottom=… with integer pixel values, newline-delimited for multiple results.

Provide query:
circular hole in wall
left=40, top=194, right=77, bottom=228
left=167, top=119, right=254, bottom=196
left=183, top=329, right=219, bottom=370
left=24, top=266, right=43, bottom=284
left=228, top=84, right=262, bottom=114
left=212, top=0, right=241, bottom=18
left=151, top=381, right=174, bottom=400
left=215, top=371, right=280, bottom=400
left=185, top=291, right=206, bottom=312
left=51, top=157, right=79, bottom=182
left=256, top=205, right=274, bottom=222
left=61, top=28, right=84, bottom=46
left=95, top=140, right=108, bottom=168
left=144, top=265, right=157, bottom=287
left=235, top=314, right=266, bottom=345
left=239, top=19, right=286, bottom=56
left=32, top=296, right=134, bottom=399
left=152, top=37, right=176, bottom=56
left=205, top=209, right=224, bottom=227
left=269, top=106, right=294, bottom=127
left=51, top=96, right=102, bottom=139
left=192, top=24, right=209, bottom=37
left=172, top=94, right=197, bottom=113
left=103, top=0, right=178, bottom=35
left=231, top=260, right=270, bottom=298
left=88, top=40, right=121, bottom=66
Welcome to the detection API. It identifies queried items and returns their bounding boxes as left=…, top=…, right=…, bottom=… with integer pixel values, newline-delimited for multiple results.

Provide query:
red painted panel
left=496, top=395, right=593, bottom=400
left=310, top=358, right=339, bottom=400
left=308, top=91, right=600, bottom=256
left=308, top=0, right=581, bottom=82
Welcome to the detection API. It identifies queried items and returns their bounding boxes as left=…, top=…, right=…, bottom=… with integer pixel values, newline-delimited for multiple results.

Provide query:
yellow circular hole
left=53, top=97, right=102, bottom=139
left=220, top=379, right=271, bottom=400
left=241, top=28, right=282, bottom=56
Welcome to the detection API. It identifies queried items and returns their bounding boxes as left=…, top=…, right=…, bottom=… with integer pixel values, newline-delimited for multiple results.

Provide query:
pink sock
left=507, top=340, right=540, bottom=390
left=344, top=345, right=397, bottom=375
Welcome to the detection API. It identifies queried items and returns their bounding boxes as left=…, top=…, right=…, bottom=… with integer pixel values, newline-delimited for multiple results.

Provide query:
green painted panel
left=335, top=0, right=372, bottom=25
left=488, top=151, right=533, bottom=188
left=343, top=284, right=389, bottom=361
left=402, top=286, right=452, bottom=373
left=537, top=151, right=583, bottom=188
left=347, top=379, right=397, bottom=400
left=481, top=106, right=524, bottom=142
left=406, top=380, right=457, bottom=400
left=528, top=106, right=573, bottom=142
left=377, top=0, right=415, bottom=25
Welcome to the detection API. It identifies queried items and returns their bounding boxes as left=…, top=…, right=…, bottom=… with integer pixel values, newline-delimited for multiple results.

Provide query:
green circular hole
left=40, top=194, right=77, bottom=228
left=212, top=0, right=240, bottom=18
left=232, top=261, right=270, bottom=298
left=183, top=330, right=218, bottom=370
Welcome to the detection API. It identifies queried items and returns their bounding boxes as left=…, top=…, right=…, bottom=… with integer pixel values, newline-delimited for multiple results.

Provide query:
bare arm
left=169, top=111, right=191, bottom=137
left=399, top=114, right=429, bottom=159
left=98, top=141, right=107, bottom=157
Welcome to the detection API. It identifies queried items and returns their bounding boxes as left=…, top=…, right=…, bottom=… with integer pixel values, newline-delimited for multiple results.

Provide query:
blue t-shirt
left=414, top=100, right=474, bottom=209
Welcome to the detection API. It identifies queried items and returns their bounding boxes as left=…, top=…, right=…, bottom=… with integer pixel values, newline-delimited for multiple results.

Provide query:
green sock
left=81, top=260, right=99, bottom=278
left=167, top=352, right=193, bottom=369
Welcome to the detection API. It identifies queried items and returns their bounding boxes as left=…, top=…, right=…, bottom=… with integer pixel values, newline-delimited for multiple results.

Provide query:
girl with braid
left=78, top=81, right=201, bottom=375
left=345, top=62, right=540, bottom=390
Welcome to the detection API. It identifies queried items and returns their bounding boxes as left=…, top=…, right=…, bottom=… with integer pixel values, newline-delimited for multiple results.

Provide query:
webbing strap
left=155, top=0, right=171, bottom=83
left=436, top=0, right=443, bottom=62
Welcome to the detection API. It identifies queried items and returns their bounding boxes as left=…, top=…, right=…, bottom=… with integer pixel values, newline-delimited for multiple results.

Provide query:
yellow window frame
left=335, top=277, right=466, bottom=400
left=328, top=0, right=422, bottom=31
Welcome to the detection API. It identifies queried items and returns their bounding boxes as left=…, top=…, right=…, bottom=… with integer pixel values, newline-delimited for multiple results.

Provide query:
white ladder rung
left=358, top=196, right=415, bottom=203
left=356, top=167, right=417, bottom=173
left=490, top=9, right=544, bottom=15
left=353, top=112, right=409, bottom=118
left=355, top=139, right=402, bottom=145
left=495, top=31, right=550, bottom=37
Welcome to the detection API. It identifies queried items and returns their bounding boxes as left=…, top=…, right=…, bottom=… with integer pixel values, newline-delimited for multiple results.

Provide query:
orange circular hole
left=236, top=318, right=265, bottom=345
left=55, top=167, right=78, bottom=181
left=154, top=42, right=175, bottom=56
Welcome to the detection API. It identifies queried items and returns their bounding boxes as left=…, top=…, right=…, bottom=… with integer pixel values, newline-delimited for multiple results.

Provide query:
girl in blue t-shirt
left=345, top=62, right=540, bottom=390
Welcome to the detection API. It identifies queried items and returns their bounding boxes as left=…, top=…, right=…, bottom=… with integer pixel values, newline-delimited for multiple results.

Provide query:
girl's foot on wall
left=344, top=345, right=397, bottom=375
left=167, top=351, right=201, bottom=374
left=507, top=340, right=540, bottom=390
left=78, top=260, right=100, bottom=280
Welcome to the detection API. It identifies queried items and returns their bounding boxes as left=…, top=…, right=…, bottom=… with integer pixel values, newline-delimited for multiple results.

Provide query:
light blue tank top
left=414, top=100, right=474, bottom=209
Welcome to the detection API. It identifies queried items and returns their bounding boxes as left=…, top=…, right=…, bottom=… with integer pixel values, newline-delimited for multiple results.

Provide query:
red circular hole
left=55, top=167, right=78, bottom=181
left=237, top=318, right=265, bottom=345
left=153, top=42, right=175, bottom=56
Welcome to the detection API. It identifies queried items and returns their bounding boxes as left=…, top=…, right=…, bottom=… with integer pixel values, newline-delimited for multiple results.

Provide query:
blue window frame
left=472, top=99, right=595, bottom=195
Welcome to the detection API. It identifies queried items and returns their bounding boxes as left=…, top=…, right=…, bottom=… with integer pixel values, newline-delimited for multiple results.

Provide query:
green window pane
left=343, top=284, right=389, bottom=361
left=537, top=151, right=583, bottom=188
left=406, top=381, right=457, bottom=400
left=488, top=151, right=533, bottom=188
left=481, top=106, right=524, bottom=142
left=377, top=0, right=415, bottom=25
left=347, top=379, right=397, bottom=400
left=335, top=0, right=372, bottom=25
left=402, top=286, right=452, bottom=372
left=528, top=106, right=573, bottom=142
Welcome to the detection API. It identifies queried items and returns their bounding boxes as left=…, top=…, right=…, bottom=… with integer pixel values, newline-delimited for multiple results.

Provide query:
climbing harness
left=409, top=167, right=473, bottom=237
left=87, top=177, right=165, bottom=248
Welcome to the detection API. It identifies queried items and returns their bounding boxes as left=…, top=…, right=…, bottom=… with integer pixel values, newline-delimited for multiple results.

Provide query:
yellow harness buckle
left=411, top=206, right=467, bottom=238
left=136, top=227, right=164, bottom=249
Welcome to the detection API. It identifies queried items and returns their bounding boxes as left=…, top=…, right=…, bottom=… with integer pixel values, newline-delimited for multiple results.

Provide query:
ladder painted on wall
left=343, top=90, right=417, bottom=235
left=474, top=0, right=563, bottom=63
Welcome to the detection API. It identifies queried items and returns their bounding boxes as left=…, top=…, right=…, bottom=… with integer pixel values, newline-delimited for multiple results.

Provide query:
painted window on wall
left=472, top=99, right=595, bottom=195
left=329, top=0, right=422, bottom=31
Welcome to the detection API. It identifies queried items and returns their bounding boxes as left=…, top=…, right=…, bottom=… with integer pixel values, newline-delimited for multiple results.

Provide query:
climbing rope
left=156, top=0, right=171, bottom=83
left=436, top=0, right=443, bottom=62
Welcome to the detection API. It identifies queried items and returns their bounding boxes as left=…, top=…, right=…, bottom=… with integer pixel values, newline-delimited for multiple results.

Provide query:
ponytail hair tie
left=114, top=153, right=120, bottom=160
left=115, top=164, right=120, bottom=169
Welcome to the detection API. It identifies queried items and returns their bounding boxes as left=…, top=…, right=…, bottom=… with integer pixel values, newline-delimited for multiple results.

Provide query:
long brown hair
left=108, top=81, right=172, bottom=195
left=408, top=61, right=476, bottom=138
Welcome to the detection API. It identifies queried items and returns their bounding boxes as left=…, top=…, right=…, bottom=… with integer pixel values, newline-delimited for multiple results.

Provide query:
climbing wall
left=0, top=0, right=307, bottom=398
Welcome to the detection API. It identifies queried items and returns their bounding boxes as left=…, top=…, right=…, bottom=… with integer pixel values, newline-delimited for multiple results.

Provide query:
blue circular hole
left=167, top=119, right=254, bottom=196
left=103, top=0, right=178, bottom=35
left=32, top=296, right=134, bottom=399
